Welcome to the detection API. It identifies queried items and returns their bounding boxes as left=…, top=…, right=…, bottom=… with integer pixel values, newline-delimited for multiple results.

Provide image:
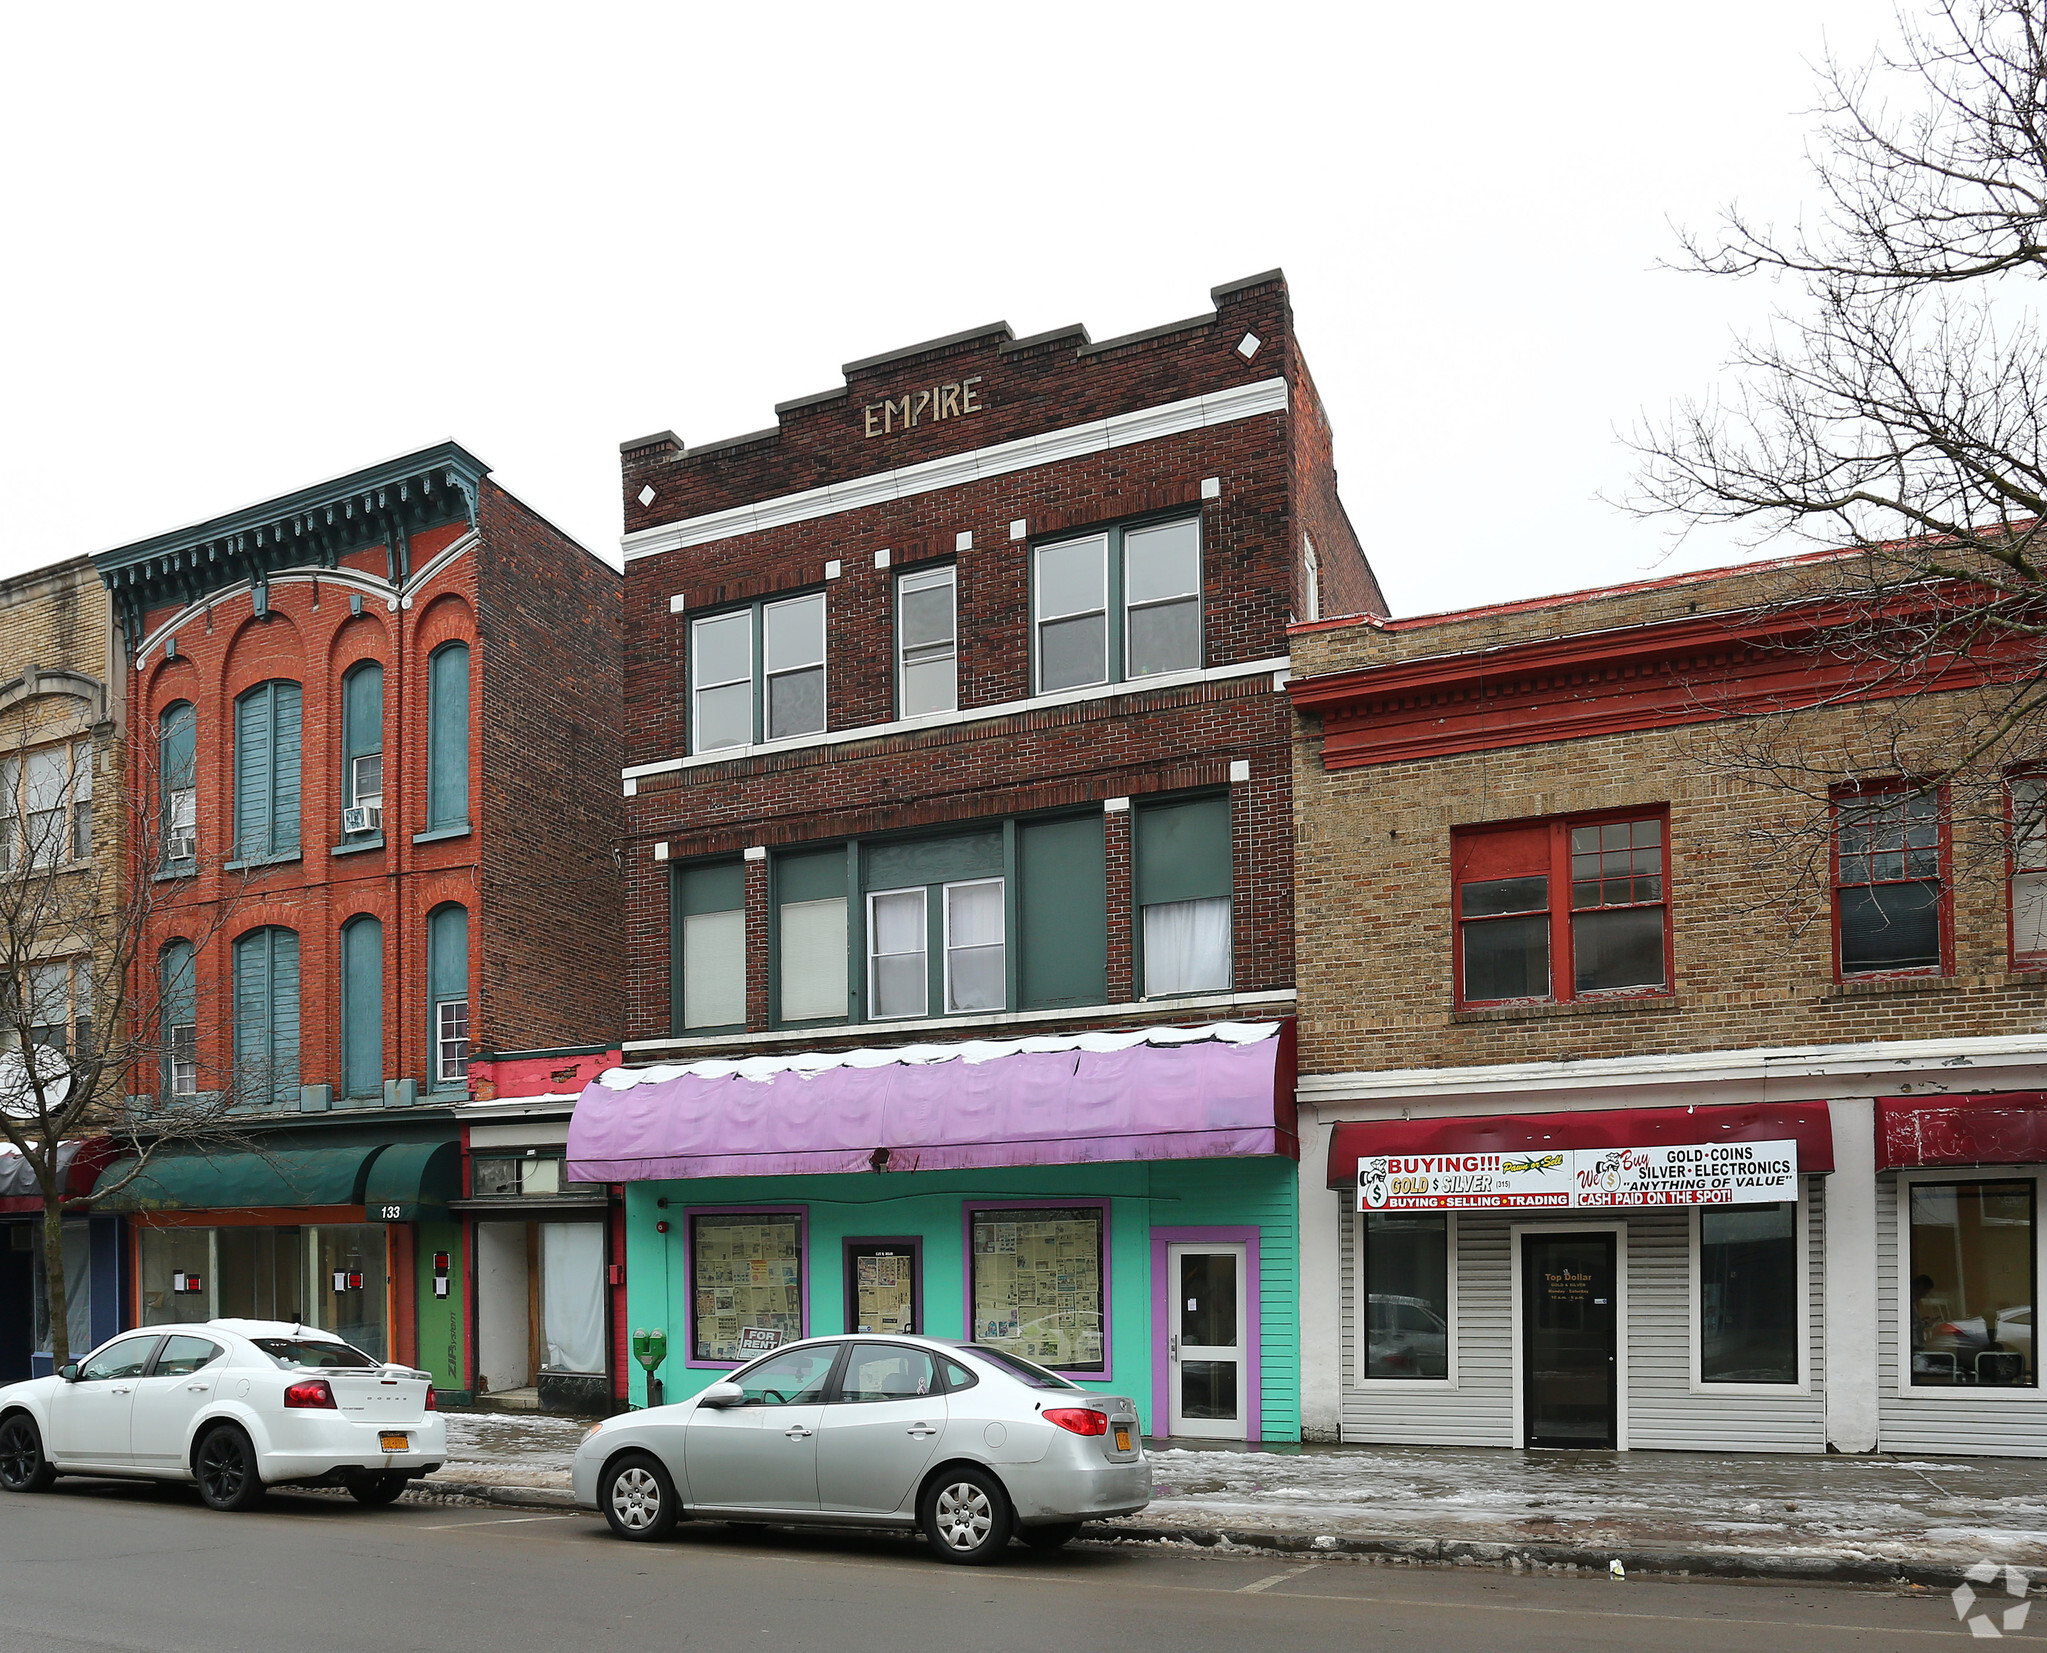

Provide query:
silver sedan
left=571, top=1335, right=1149, bottom=1562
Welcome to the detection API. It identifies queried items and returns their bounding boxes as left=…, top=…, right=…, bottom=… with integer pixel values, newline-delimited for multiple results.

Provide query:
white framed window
left=350, top=753, right=384, bottom=813
left=1033, top=534, right=1109, bottom=693
left=435, top=998, right=469, bottom=1084
left=691, top=610, right=754, bottom=754
left=1300, top=532, right=1321, bottom=622
left=1895, top=1169, right=2041, bottom=1395
left=691, top=594, right=828, bottom=753
left=1033, top=517, right=1203, bottom=695
left=170, top=1020, right=198, bottom=1096
left=1689, top=1192, right=1811, bottom=1393
left=0, top=741, right=91, bottom=873
left=943, top=878, right=1005, bottom=1013
left=867, top=888, right=927, bottom=1019
left=1122, top=518, right=1201, bottom=680
left=897, top=565, right=957, bottom=716
left=1355, top=1209, right=1457, bottom=1388
left=763, top=592, right=825, bottom=741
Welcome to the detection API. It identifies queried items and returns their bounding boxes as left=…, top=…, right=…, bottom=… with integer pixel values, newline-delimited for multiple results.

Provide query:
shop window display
left=690, top=1211, right=804, bottom=1362
left=1362, top=1212, right=1450, bottom=1379
left=1698, top=1203, right=1800, bottom=1384
left=1910, top=1181, right=2036, bottom=1387
left=969, top=1206, right=1105, bottom=1373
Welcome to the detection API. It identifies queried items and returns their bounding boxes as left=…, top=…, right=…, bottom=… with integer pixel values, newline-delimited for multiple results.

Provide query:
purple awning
left=566, top=1021, right=1297, bottom=1182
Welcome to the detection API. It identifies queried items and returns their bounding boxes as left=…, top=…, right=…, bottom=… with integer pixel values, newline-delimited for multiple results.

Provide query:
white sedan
left=573, top=1335, right=1150, bottom=1563
left=0, top=1319, right=446, bottom=1511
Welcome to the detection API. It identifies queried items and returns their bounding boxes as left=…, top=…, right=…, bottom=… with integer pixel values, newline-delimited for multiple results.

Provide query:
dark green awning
left=362, top=1140, right=460, bottom=1222
left=96, top=1144, right=386, bottom=1213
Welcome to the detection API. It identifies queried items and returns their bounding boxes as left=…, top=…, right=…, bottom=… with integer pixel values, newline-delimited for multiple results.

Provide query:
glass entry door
left=1521, top=1231, right=1618, bottom=1449
left=846, top=1241, right=920, bottom=1336
left=1166, top=1242, right=1248, bottom=1439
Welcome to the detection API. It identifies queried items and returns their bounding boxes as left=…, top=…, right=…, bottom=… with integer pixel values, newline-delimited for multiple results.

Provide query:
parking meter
left=632, top=1328, right=669, bottom=1407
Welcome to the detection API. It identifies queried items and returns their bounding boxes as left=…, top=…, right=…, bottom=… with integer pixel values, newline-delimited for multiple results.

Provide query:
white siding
left=1339, top=1186, right=1827, bottom=1452
left=1877, top=1172, right=2047, bottom=1457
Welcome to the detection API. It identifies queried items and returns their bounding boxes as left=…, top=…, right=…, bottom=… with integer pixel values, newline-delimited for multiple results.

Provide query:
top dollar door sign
left=1358, top=1141, right=1799, bottom=1211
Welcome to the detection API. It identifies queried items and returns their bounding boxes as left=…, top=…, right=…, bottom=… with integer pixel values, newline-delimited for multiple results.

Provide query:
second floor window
left=1033, top=516, right=1202, bottom=694
left=692, top=592, right=826, bottom=753
left=1454, top=813, right=1670, bottom=1006
left=897, top=565, right=957, bottom=716
left=0, top=740, right=91, bottom=873
left=1834, top=787, right=1944, bottom=977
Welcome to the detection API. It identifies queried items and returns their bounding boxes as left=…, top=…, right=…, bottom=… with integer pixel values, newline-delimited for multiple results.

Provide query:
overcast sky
left=1, top=0, right=1890, bottom=618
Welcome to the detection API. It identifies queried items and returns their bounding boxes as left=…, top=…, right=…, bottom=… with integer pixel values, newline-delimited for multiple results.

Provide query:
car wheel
left=0, top=1414, right=56, bottom=1493
left=345, top=1472, right=410, bottom=1507
left=193, top=1425, right=266, bottom=1512
left=920, top=1466, right=1014, bottom=1564
left=601, top=1451, right=679, bottom=1541
left=1018, top=1521, right=1082, bottom=1552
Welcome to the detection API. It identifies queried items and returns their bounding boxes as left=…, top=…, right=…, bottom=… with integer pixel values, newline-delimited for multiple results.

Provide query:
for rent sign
left=1357, top=1140, right=1799, bottom=1211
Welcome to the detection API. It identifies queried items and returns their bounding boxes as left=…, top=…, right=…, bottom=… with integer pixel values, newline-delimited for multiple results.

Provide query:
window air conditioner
left=342, top=802, right=383, bottom=835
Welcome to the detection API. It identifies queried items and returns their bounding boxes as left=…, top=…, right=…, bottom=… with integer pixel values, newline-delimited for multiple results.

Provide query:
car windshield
left=253, top=1338, right=380, bottom=1370
left=964, top=1345, right=1081, bottom=1389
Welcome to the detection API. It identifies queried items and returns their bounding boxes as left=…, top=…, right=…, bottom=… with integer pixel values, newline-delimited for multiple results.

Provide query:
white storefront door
left=1167, top=1242, right=1248, bottom=1439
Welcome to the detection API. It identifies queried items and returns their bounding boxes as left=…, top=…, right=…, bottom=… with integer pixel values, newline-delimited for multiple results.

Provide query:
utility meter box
left=631, top=1328, right=669, bottom=1373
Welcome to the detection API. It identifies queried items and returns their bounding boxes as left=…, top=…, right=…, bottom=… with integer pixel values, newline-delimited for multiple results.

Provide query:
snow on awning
left=1878, top=1094, right=2047, bottom=1169
left=566, top=1020, right=1296, bottom=1182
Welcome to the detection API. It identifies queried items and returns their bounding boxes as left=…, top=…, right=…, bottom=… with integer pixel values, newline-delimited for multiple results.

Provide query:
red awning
left=1326, top=1102, right=1836, bottom=1188
left=1878, top=1094, right=2047, bottom=1170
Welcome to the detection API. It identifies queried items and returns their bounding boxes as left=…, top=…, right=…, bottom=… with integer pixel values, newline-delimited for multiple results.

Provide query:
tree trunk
left=41, top=1194, right=71, bottom=1371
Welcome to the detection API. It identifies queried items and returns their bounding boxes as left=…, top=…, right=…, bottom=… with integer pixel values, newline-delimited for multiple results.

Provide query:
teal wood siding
left=339, top=916, right=384, bottom=1100
left=233, top=681, right=301, bottom=861
left=620, top=1154, right=1302, bottom=1440
left=233, top=927, right=300, bottom=1109
left=1018, top=814, right=1106, bottom=1008
left=427, top=904, right=467, bottom=1091
left=427, top=643, right=470, bottom=829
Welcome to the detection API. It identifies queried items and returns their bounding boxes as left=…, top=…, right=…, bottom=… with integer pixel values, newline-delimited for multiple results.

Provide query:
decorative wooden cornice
left=92, top=442, right=487, bottom=656
left=1288, top=600, right=2020, bottom=771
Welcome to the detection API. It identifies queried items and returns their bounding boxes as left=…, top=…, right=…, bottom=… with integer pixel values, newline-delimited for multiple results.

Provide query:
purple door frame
left=1150, top=1225, right=1261, bottom=1441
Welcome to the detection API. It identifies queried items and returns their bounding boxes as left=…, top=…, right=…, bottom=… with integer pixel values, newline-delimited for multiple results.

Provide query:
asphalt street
left=0, top=1479, right=1981, bottom=1652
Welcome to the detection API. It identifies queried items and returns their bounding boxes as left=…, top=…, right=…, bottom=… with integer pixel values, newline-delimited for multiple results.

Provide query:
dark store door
left=1522, top=1232, right=1617, bottom=1449
left=845, top=1242, right=921, bottom=1336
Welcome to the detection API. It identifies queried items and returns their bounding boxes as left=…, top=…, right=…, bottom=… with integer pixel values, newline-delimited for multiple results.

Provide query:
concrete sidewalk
left=422, top=1412, right=2047, bottom=1586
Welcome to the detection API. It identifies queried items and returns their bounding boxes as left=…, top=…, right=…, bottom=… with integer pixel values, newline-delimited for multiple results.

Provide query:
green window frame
left=339, top=915, right=383, bottom=1100
left=427, top=904, right=468, bottom=1091
left=1134, top=794, right=1233, bottom=997
left=671, top=860, right=747, bottom=1034
left=425, top=643, right=470, bottom=833
left=689, top=591, right=827, bottom=755
left=232, top=926, right=300, bottom=1109
left=1032, top=514, right=1202, bottom=695
left=232, top=680, right=302, bottom=864
left=772, top=847, right=853, bottom=1027
left=341, top=662, right=384, bottom=840
left=862, top=830, right=1006, bottom=1022
left=1018, top=814, right=1106, bottom=1009
left=158, top=702, right=197, bottom=869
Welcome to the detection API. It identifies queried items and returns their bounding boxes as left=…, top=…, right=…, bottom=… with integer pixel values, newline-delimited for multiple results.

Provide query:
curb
left=411, top=1479, right=1992, bottom=1590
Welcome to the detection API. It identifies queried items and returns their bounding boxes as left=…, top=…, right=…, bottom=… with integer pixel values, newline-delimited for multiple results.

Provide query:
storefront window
left=968, top=1205, right=1105, bottom=1374
left=31, top=1222, right=92, bottom=1356
left=140, top=1223, right=383, bottom=1356
left=216, top=1226, right=304, bottom=1323
left=1699, top=1203, right=1800, bottom=1384
left=308, top=1225, right=389, bottom=1361
left=690, top=1211, right=804, bottom=1363
left=1362, top=1212, right=1450, bottom=1379
left=139, top=1227, right=213, bottom=1325
left=471, top=1154, right=600, bottom=1198
left=1910, top=1181, right=2037, bottom=1387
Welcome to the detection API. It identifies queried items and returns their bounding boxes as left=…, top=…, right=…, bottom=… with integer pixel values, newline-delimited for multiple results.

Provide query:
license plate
left=1114, top=1427, right=1131, bottom=1452
left=379, top=1432, right=409, bottom=1452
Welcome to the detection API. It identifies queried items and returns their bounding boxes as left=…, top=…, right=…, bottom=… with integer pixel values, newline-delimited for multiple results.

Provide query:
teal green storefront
left=620, top=1155, right=1300, bottom=1441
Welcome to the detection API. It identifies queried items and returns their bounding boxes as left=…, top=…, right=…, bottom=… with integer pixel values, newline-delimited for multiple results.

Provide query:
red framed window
left=2011, top=775, right=2047, bottom=969
left=1833, top=786, right=1947, bottom=978
left=1453, top=812, right=1671, bottom=1006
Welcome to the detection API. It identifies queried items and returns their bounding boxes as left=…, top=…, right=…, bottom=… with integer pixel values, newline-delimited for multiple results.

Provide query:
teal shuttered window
left=233, top=681, right=302, bottom=863
left=428, top=904, right=469, bottom=1089
left=339, top=916, right=383, bottom=1100
left=341, top=663, right=384, bottom=838
left=426, top=644, right=470, bottom=832
left=775, top=849, right=850, bottom=1025
left=1135, top=795, right=1233, bottom=997
left=160, top=940, right=196, bottom=1097
left=673, top=862, right=746, bottom=1033
left=233, top=927, right=300, bottom=1109
left=158, top=702, right=196, bottom=867
left=1019, top=815, right=1106, bottom=1009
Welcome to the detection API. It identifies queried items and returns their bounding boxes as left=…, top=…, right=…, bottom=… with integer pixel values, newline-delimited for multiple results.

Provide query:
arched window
left=160, top=940, right=196, bottom=1097
left=426, top=643, right=469, bottom=832
left=232, top=927, right=299, bottom=1109
left=339, top=916, right=384, bottom=1100
left=427, top=904, right=468, bottom=1091
left=341, top=663, right=384, bottom=839
left=159, top=703, right=196, bottom=867
left=233, top=681, right=302, bottom=862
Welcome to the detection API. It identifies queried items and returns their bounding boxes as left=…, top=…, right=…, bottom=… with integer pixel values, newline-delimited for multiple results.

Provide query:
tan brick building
left=0, top=556, right=127, bottom=1376
left=1285, top=555, right=2047, bottom=1456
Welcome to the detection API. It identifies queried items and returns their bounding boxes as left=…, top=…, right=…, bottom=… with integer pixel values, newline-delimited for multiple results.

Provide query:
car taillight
left=1044, top=1407, right=1109, bottom=1436
left=283, top=1378, right=337, bottom=1409
left=425, top=1387, right=437, bottom=1410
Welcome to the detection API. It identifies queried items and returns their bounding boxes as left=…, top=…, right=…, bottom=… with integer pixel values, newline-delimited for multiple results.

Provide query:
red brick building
left=576, top=272, right=1384, bottom=1442
left=90, top=443, right=623, bottom=1406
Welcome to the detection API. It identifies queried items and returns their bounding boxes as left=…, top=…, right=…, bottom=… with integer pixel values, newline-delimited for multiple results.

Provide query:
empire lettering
left=863, top=377, right=984, bottom=436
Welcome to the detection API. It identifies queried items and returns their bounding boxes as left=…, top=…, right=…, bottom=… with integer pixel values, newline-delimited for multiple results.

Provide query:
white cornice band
left=621, top=378, right=1290, bottom=562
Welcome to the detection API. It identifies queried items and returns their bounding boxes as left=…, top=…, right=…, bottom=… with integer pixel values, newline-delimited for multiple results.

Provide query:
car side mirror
left=59, top=1364, right=78, bottom=1383
left=697, top=1380, right=745, bottom=1408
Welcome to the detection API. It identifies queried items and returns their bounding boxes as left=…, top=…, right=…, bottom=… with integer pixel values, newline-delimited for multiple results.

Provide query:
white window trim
left=1120, top=520, right=1203, bottom=684
left=762, top=591, right=827, bottom=744
left=1687, top=1184, right=1813, bottom=1396
left=435, top=997, right=469, bottom=1085
left=1508, top=1220, right=1630, bottom=1451
left=941, top=876, right=1005, bottom=1015
left=1033, top=532, right=1110, bottom=696
left=1352, top=1208, right=1459, bottom=1391
left=690, top=609, right=755, bottom=756
left=1891, top=1165, right=2046, bottom=1400
left=896, top=564, right=958, bottom=718
left=865, top=886, right=928, bottom=1021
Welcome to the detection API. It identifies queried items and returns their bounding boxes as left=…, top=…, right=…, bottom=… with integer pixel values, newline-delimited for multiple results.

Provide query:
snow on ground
left=423, top=1416, right=2047, bottom=1565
